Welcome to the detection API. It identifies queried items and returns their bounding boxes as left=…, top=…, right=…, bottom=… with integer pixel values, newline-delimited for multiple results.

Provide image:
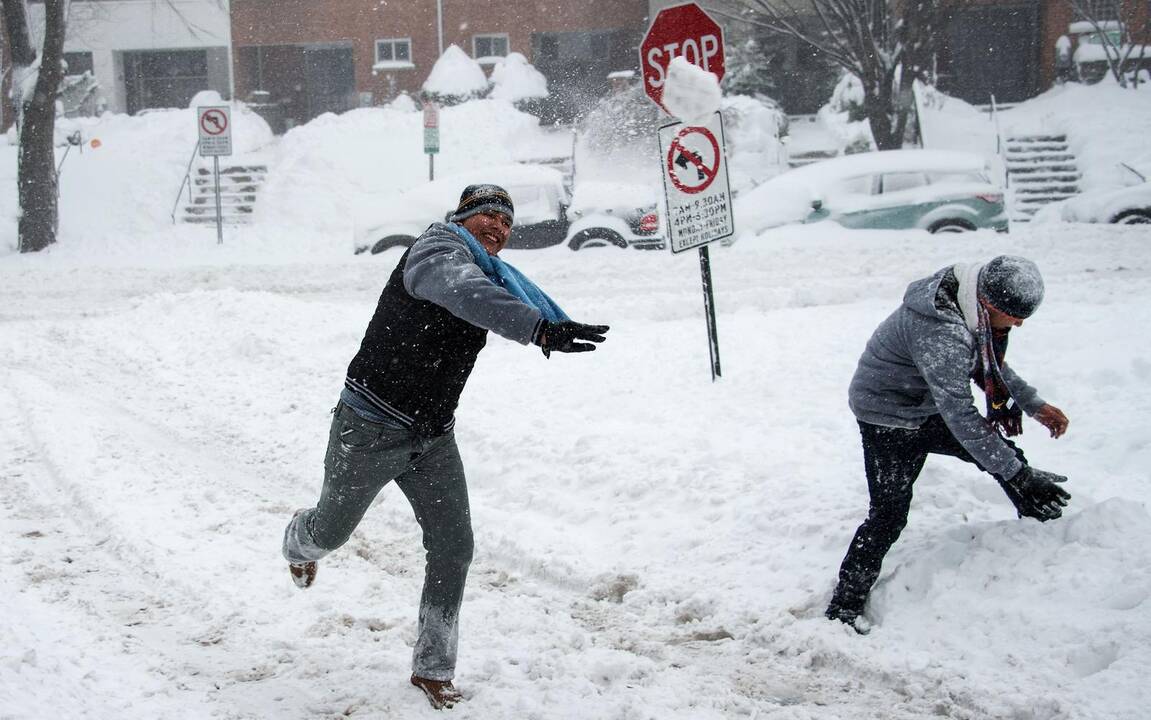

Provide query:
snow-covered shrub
left=422, top=45, right=489, bottom=107
left=488, top=52, right=549, bottom=118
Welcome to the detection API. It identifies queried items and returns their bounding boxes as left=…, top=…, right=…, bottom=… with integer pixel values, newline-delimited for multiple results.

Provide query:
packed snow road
left=2, top=222, right=1149, bottom=719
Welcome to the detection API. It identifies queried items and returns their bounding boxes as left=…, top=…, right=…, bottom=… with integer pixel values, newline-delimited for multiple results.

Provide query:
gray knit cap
left=979, top=255, right=1044, bottom=318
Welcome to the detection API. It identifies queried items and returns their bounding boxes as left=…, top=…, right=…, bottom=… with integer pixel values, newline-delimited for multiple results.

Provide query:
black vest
left=345, top=250, right=488, bottom=435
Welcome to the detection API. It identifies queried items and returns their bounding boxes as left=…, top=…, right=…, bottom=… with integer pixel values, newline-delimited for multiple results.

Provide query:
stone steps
left=180, top=163, right=268, bottom=225
left=1004, top=134, right=1080, bottom=223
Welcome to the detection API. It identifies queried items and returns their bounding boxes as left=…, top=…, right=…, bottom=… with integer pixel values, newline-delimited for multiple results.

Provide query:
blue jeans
left=283, top=402, right=474, bottom=681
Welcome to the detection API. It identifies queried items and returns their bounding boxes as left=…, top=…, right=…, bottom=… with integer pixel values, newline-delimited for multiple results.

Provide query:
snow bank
left=1001, top=82, right=1151, bottom=191
left=258, top=100, right=550, bottom=247
left=0, top=103, right=272, bottom=255
left=489, top=53, right=548, bottom=102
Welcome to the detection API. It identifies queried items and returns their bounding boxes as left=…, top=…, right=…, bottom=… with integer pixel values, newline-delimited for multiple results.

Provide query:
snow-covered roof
left=569, top=181, right=657, bottom=216
left=1069, top=20, right=1122, bottom=35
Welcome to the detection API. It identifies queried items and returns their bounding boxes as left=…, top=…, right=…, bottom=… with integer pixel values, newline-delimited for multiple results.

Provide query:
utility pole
left=436, top=0, right=444, bottom=55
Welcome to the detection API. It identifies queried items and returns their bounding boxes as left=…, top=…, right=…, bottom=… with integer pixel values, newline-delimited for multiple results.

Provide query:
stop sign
left=640, top=2, right=726, bottom=111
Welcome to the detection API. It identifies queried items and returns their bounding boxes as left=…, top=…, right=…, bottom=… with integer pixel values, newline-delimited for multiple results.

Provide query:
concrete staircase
left=180, top=163, right=267, bottom=224
left=1004, top=134, right=1081, bottom=224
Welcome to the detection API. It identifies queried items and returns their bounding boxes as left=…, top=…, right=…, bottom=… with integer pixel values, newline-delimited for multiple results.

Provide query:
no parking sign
left=658, top=111, right=734, bottom=253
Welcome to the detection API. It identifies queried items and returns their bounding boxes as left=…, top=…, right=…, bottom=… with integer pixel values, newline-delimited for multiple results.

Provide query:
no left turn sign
left=200, top=108, right=228, bottom=135
left=666, top=125, right=721, bottom=194
left=658, top=111, right=733, bottom=254
left=197, top=105, right=233, bottom=157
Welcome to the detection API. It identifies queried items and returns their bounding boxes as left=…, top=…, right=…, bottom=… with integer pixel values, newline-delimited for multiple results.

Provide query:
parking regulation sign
left=658, top=111, right=734, bottom=253
left=197, top=105, right=232, bottom=157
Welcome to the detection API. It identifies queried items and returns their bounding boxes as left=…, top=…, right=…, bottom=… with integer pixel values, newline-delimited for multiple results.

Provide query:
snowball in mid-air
left=662, top=56, right=722, bottom=126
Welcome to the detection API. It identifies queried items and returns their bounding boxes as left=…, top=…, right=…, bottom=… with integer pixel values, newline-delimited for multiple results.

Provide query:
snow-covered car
left=354, top=164, right=570, bottom=254
left=354, top=165, right=665, bottom=254
left=733, top=149, right=1009, bottom=234
left=1032, top=182, right=1151, bottom=225
left=565, top=181, right=664, bottom=251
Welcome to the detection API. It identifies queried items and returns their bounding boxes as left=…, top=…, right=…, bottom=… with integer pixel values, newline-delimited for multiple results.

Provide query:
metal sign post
left=423, top=102, right=440, bottom=181
left=197, top=105, right=233, bottom=244
left=657, top=111, right=734, bottom=381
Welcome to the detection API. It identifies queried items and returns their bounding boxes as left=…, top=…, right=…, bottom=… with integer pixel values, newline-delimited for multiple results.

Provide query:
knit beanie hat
left=448, top=184, right=515, bottom=224
left=978, top=255, right=1044, bottom=318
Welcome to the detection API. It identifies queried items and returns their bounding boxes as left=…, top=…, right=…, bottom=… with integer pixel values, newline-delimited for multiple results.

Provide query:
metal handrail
left=170, top=140, right=200, bottom=224
left=990, top=94, right=1007, bottom=188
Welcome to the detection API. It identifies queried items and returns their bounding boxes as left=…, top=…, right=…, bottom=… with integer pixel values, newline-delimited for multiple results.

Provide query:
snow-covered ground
left=3, top=221, right=1149, bottom=719
left=2, top=83, right=1150, bottom=719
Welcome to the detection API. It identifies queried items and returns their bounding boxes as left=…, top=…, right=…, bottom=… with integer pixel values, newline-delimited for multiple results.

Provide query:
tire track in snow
left=0, top=373, right=338, bottom=718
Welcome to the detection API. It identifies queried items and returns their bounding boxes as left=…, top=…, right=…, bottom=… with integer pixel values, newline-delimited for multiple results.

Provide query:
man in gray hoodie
left=826, top=255, right=1070, bottom=633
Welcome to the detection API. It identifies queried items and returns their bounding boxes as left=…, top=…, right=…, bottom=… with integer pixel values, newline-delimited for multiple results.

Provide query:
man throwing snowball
left=282, top=184, right=609, bottom=708
left=826, top=255, right=1071, bottom=634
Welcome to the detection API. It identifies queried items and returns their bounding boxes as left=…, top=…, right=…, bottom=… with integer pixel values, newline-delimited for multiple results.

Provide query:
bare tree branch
left=724, top=0, right=940, bottom=149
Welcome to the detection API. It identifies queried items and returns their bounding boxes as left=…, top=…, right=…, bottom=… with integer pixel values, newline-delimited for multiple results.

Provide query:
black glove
left=539, top=321, right=609, bottom=358
left=1000, top=466, right=1070, bottom=522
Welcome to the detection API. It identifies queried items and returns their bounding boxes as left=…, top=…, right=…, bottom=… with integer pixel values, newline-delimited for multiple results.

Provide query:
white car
left=1032, top=182, right=1151, bottom=225
left=354, top=164, right=570, bottom=254
left=565, top=181, right=664, bottom=251
left=733, top=149, right=1009, bottom=234
left=354, top=165, right=665, bottom=253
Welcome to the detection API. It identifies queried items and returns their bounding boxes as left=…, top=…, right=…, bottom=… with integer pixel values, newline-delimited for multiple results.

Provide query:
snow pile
left=720, top=95, right=788, bottom=193
left=423, top=45, right=489, bottom=100
left=661, top=55, right=723, bottom=126
left=915, top=83, right=998, bottom=157
left=489, top=53, right=548, bottom=102
left=259, top=100, right=550, bottom=246
left=0, top=101, right=272, bottom=255
left=1000, top=82, right=1151, bottom=190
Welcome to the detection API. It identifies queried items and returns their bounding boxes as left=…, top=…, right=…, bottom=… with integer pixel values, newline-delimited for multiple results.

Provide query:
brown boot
left=410, top=674, right=463, bottom=709
left=289, top=561, right=317, bottom=589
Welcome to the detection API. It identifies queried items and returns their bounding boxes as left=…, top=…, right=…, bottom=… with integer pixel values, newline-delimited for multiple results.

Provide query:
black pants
left=826, top=415, right=1025, bottom=621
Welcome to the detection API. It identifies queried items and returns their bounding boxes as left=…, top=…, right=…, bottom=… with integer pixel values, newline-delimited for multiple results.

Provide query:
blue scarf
left=448, top=223, right=569, bottom=323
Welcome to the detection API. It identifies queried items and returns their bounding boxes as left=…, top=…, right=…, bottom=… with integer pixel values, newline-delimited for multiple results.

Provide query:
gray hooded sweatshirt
left=848, top=264, right=1046, bottom=480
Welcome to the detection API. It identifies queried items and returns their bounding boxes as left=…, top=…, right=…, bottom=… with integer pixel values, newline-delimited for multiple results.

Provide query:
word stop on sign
left=645, top=34, right=721, bottom=89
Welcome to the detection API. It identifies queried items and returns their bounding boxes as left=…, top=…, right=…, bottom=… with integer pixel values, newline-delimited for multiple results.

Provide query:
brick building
left=229, top=0, right=650, bottom=129
left=937, top=0, right=1151, bottom=104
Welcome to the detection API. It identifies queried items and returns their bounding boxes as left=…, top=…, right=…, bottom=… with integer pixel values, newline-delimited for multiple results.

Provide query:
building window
left=1080, top=0, right=1119, bottom=20
left=473, top=34, right=509, bottom=63
left=375, top=38, right=413, bottom=67
left=63, top=51, right=94, bottom=76
left=532, top=32, right=613, bottom=63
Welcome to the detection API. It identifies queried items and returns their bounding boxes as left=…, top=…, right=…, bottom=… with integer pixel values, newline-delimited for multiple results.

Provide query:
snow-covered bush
left=819, top=73, right=874, bottom=154
left=422, top=45, right=489, bottom=106
left=488, top=52, right=549, bottom=118
left=721, top=94, right=789, bottom=193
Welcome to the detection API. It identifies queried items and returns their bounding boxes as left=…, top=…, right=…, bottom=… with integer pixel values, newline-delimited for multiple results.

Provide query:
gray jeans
left=283, top=402, right=474, bottom=681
